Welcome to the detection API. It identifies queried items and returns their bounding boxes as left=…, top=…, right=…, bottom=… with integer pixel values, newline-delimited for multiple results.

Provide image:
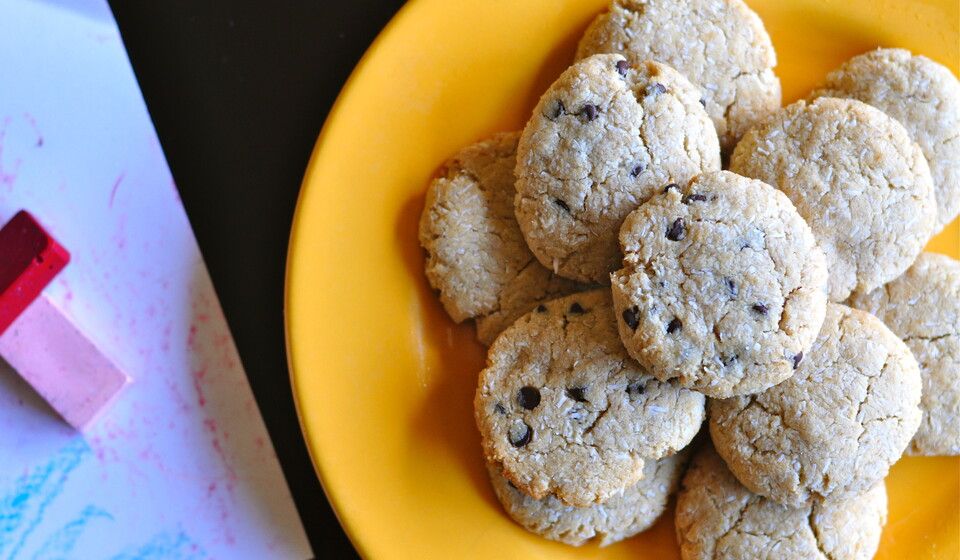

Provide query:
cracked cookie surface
left=419, top=132, right=581, bottom=345
left=576, top=0, right=781, bottom=150
left=487, top=449, right=688, bottom=546
left=810, top=48, right=960, bottom=231
left=611, top=171, right=828, bottom=398
left=848, top=253, right=960, bottom=456
left=730, top=97, right=937, bottom=301
left=676, top=445, right=887, bottom=560
left=475, top=289, right=705, bottom=507
left=515, top=54, right=720, bottom=284
left=709, top=303, right=922, bottom=507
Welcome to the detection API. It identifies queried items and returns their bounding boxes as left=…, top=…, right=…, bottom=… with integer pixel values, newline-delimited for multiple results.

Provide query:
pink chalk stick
left=0, top=294, right=130, bottom=429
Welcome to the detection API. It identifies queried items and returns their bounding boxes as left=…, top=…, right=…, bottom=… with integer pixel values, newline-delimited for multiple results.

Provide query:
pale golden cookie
left=709, top=303, right=922, bottom=506
left=612, top=171, right=828, bottom=398
left=576, top=0, right=781, bottom=150
left=419, top=132, right=581, bottom=345
left=849, top=253, right=960, bottom=456
left=487, top=450, right=688, bottom=546
left=676, top=445, right=887, bottom=560
left=515, top=54, right=720, bottom=284
left=730, top=97, right=937, bottom=301
left=475, top=289, right=705, bottom=507
left=811, top=48, right=960, bottom=230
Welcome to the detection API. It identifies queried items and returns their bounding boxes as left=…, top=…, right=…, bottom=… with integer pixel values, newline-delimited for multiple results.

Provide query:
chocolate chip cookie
left=487, top=449, right=688, bottom=546
left=475, top=289, right=705, bottom=507
left=730, top=97, right=937, bottom=301
left=419, top=132, right=581, bottom=345
left=709, top=303, right=922, bottom=507
left=849, top=252, right=960, bottom=456
left=515, top=54, right=720, bottom=285
left=611, top=171, right=828, bottom=398
left=676, top=445, right=887, bottom=560
left=576, top=0, right=781, bottom=150
left=810, top=48, right=960, bottom=231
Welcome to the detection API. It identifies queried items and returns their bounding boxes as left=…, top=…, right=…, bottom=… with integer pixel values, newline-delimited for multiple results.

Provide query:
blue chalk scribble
left=31, top=505, right=112, bottom=560
left=0, top=439, right=89, bottom=560
left=109, top=530, right=208, bottom=560
left=0, top=440, right=208, bottom=559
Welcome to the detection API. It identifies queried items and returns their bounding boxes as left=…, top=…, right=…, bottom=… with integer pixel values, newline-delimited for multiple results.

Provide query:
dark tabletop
left=109, top=2, right=406, bottom=558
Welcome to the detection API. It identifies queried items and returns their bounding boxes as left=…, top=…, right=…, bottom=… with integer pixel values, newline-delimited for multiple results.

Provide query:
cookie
left=709, top=303, right=922, bottom=507
left=487, top=449, right=688, bottom=546
left=418, top=132, right=581, bottom=345
left=475, top=289, right=705, bottom=507
left=676, top=445, right=887, bottom=560
left=576, top=0, right=781, bottom=150
left=515, top=54, right=720, bottom=285
left=848, top=253, right=960, bottom=456
left=810, top=48, right=960, bottom=231
left=730, top=97, right=937, bottom=301
left=611, top=171, right=828, bottom=398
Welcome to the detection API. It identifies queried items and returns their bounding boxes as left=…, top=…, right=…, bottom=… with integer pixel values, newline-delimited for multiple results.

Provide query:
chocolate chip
left=752, top=303, right=768, bottom=315
left=569, top=302, right=585, bottom=314
left=615, top=59, right=629, bottom=76
left=646, top=83, right=667, bottom=96
left=666, top=218, right=686, bottom=241
left=722, top=354, right=738, bottom=367
left=518, top=386, right=541, bottom=410
left=793, top=352, right=804, bottom=369
left=536, top=304, right=547, bottom=313
left=630, top=163, right=645, bottom=178
left=622, top=306, right=640, bottom=330
left=663, top=183, right=679, bottom=193
left=725, top=277, right=738, bottom=297
left=580, top=104, right=598, bottom=121
left=699, top=97, right=707, bottom=107
left=626, top=382, right=645, bottom=396
left=554, top=198, right=571, bottom=213
left=566, top=387, right=588, bottom=402
left=549, top=100, right=566, bottom=119
left=682, top=193, right=708, bottom=203
left=666, top=318, right=682, bottom=334
left=509, top=423, right=532, bottom=447
left=494, top=403, right=506, bottom=414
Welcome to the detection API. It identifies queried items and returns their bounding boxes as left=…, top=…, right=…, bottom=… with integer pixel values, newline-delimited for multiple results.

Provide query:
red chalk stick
left=0, top=211, right=70, bottom=335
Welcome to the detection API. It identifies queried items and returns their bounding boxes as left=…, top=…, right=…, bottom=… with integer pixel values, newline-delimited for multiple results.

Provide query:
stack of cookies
left=418, top=0, right=960, bottom=555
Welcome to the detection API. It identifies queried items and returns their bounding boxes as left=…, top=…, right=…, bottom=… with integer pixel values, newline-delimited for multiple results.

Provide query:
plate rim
left=284, top=1, right=421, bottom=556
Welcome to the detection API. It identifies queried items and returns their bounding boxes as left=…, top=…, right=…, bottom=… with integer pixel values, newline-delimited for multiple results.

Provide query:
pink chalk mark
left=108, top=172, right=125, bottom=208
left=0, top=124, right=22, bottom=192
left=22, top=112, right=43, bottom=147
left=164, top=378, right=192, bottom=413
left=193, top=376, right=207, bottom=408
left=187, top=324, right=198, bottom=347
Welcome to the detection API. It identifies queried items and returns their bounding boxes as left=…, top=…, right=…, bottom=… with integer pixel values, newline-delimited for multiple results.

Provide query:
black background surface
left=109, top=2, right=406, bottom=557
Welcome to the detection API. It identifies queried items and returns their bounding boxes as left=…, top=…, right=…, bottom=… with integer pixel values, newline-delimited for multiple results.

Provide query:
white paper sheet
left=0, top=1, right=313, bottom=558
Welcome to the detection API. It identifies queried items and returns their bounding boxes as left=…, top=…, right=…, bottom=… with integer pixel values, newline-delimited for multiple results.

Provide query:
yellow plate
left=286, top=1, right=960, bottom=557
